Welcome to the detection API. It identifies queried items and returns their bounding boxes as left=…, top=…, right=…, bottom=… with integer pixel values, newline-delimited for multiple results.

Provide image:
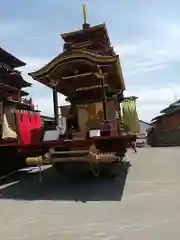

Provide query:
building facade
left=148, top=100, right=180, bottom=146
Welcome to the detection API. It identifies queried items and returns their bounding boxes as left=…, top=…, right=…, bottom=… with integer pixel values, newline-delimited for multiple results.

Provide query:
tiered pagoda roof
left=61, top=23, right=115, bottom=56
left=0, top=47, right=26, bottom=68
left=29, top=6, right=125, bottom=104
left=0, top=47, right=31, bottom=103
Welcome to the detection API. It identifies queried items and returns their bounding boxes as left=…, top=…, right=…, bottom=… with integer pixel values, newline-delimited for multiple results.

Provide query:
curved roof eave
left=29, top=51, right=119, bottom=78
left=0, top=47, right=26, bottom=68
left=61, top=23, right=111, bottom=46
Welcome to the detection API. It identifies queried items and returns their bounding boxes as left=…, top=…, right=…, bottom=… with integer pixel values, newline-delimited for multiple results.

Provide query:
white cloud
left=114, top=44, right=141, bottom=57
left=0, top=22, right=21, bottom=37
left=19, top=53, right=180, bottom=122
left=20, top=56, right=51, bottom=84
left=19, top=19, right=180, bottom=122
left=0, top=21, right=31, bottom=40
left=114, top=21, right=180, bottom=121
left=125, top=84, right=180, bottom=121
left=115, top=21, right=180, bottom=76
left=116, top=40, right=180, bottom=76
left=1, top=4, right=180, bottom=124
left=130, top=63, right=168, bottom=75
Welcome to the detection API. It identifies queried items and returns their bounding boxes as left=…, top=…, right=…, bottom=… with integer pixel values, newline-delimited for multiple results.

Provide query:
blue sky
left=1, top=0, right=180, bottom=121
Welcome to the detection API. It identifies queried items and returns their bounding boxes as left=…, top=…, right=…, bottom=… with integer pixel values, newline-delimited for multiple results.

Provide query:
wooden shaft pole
left=100, top=75, right=107, bottom=121
left=52, top=86, right=59, bottom=126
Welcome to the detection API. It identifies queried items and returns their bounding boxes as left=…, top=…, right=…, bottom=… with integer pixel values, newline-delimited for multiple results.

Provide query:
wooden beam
left=76, top=84, right=108, bottom=92
left=0, top=82, right=17, bottom=91
left=123, top=96, right=138, bottom=100
left=61, top=72, right=93, bottom=80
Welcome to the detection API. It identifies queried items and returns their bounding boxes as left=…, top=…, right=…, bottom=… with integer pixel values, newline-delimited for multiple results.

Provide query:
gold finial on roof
left=82, top=4, right=87, bottom=24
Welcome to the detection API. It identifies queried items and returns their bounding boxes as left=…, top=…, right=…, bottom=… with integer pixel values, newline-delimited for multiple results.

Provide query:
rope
left=88, top=145, right=100, bottom=177
left=129, top=141, right=137, bottom=153
left=36, top=156, right=43, bottom=182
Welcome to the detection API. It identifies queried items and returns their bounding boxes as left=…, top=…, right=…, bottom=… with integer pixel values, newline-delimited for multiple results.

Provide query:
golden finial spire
left=82, top=4, right=87, bottom=24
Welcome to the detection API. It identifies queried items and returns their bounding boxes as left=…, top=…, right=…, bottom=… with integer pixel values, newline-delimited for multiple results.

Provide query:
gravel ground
left=0, top=147, right=180, bottom=239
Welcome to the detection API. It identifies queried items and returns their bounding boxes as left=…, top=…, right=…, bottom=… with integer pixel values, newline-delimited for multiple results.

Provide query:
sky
left=1, top=0, right=180, bottom=122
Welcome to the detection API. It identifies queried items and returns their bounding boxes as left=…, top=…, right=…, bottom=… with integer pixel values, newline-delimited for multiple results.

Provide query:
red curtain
left=29, top=113, right=42, bottom=144
left=16, top=111, right=31, bottom=144
left=16, top=111, right=42, bottom=145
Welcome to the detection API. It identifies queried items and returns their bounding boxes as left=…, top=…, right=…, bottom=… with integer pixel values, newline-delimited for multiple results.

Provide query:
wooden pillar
left=98, top=66, right=107, bottom=120
left=116, top=91, right=122, bottom=119
left=0, top=100, right=3, bottom=141
left=52, top=86, right=59, bottom=126
left=101, top=76, right=107, bottom=120
left=17, top=89, right=21, bottom=101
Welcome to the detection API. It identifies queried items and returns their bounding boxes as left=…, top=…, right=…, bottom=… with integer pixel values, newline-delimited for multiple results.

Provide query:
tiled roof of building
left=152, top=99, right=180, bottom=122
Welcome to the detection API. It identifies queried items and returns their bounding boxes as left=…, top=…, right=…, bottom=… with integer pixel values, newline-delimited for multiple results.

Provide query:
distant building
left=41, top=115, right=55, bottom=129
left=136, top=120, right=153, bottom=147
left=148, top=99, right=180, bottom=146
left=138, top=120, right=153, bottom=138
left=0, top=47, right=38, bottom=174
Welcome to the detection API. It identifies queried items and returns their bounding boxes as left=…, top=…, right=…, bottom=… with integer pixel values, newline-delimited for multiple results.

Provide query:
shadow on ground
left=0, top=162, right=130, bottom=202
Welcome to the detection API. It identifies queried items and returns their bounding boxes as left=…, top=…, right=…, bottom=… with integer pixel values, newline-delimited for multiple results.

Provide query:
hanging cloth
left=121, top=98, right=140, bottom=134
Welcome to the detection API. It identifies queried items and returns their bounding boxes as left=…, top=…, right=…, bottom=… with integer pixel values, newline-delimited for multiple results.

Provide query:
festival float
left=28, top=5, right=139, bottom=176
